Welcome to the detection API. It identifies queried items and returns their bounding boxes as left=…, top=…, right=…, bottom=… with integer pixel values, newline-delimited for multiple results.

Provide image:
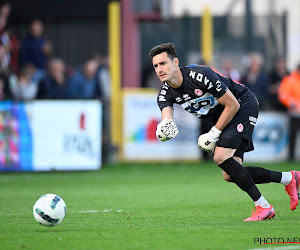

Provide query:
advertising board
left=123, top=91, right=201, bottom=161
left=0, top=101, right=102, bottom=171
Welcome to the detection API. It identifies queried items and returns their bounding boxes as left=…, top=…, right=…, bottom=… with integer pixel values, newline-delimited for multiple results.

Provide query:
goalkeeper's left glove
left=198, top=126, right=222, bottom=152
left=156, top=118, right=179, bottom=141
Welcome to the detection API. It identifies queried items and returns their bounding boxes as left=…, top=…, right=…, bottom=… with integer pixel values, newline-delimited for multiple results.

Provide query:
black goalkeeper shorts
left=216, top=92, right=259, bottom=155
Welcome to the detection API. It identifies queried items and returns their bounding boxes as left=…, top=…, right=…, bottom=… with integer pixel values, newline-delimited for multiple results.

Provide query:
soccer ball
left=33, top=194, right=67, bottom=227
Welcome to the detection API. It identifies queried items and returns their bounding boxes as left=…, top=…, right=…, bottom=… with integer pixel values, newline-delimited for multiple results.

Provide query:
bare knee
left=233, top=156, right=242, bottom=165
left=213, top=154, right=228, bottom=165
left=222, top=170, right=232, bottom=182
left=213, top=150, right=242, bottom=165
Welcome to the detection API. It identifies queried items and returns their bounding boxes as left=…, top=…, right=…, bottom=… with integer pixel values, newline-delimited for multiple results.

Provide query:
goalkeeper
left=149, top=42, right=299, bottom=221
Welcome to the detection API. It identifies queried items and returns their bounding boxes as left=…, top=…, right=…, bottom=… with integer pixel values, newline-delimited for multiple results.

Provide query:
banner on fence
left=123, top=91, right=201, bottom=161
left=0, top=101, right=102, bottom=171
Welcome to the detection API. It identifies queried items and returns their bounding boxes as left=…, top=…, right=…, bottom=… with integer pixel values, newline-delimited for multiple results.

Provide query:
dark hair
left=148, top=42, right=178, bottom=60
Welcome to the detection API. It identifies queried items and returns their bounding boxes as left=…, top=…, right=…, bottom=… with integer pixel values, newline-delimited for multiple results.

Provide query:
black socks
left=219, top=157, right=261, bottom=201
left=245, top=166, right=282, bottom=184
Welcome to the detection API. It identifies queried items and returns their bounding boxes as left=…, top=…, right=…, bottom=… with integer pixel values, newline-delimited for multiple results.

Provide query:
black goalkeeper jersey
left=157, top=64, right=252, bottom=123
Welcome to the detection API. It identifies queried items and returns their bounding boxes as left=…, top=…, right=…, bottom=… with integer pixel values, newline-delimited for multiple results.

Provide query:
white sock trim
left=281, top=172, right=293, bottom=186
left=254, top=195, right=270, bottom=208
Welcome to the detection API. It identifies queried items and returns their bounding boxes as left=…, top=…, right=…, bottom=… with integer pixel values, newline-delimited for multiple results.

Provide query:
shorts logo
left=194, top=89, right=203, bottom=96
left=249, top=116, right=257, bottom=126
left=237, top=123, right=244, bottom=132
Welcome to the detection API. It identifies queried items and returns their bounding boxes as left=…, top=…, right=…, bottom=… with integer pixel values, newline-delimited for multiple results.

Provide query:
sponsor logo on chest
left=183, top=94, right=191, bottom=101
left=189, top=70, right=213, bottom=89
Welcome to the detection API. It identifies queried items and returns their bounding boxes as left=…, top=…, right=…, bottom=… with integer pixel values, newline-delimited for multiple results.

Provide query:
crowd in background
left=0, top=2, right=111, bottom=103
left=0, top=2, right=300, bottom=163
left=0, top=1, right=113, bottom=162
left=1, top=1, right=300, bottom=115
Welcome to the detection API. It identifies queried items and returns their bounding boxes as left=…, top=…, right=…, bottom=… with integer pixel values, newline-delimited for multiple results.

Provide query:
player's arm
left=214, top=90, right=240, bottom=131
left=156, top=85, right=179, bottom=141
left=156, top=106, right=179, bottom=142
left=198, top=90, right=240, bottom=152
left=161, top=106, right=174, bottom=120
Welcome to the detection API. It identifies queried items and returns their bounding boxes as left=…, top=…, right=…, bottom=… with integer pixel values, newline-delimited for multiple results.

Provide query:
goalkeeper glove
left=156, top=118, right=179, bottom=141
left=198, top=126, right=222, bottom=152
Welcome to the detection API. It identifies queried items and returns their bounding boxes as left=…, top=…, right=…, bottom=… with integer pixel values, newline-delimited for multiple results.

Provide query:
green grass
left=0, top=162, right=299, bottom=250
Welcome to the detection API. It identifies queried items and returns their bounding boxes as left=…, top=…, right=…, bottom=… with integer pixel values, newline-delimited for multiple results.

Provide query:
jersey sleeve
left=197, top=66, right=228, bottom=99
left=157, top=83, right=175, bottom=111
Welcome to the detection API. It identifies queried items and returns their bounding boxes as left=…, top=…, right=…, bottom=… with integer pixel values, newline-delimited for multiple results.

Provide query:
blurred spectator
left=278, top=63, right=300, bottom=161
left=0, top=13, right=10, bottom=74
left=268, top=56, right=289, bottom=111
left=0, top=1, right=11, bottom=18
left=241, top=52, right=270, bottom=109
left=0, top=2, right=19, bottom=74
left=36, top=58, right=70, bottom=99
left=97, top=55, right=111, bottom=101
left=278, top=64, right=300, bottom=112
left=89, top=52, right=111, bottom=100
left=0, top=71, right=10, bottom=99
left=0, top=43, right=9, bottom=74
left=68, top=57, right=102, bottom=99
left=9, top=65, right=37, bottom=101
left=28, top=63, right=46, bottom=85
left=220, top=58, right=241, bottom=82
left=7, top=28, right=19, bottom=74
left=20, top=19, right=52, bottom=70
left=0, top=26, right=10, bottom=99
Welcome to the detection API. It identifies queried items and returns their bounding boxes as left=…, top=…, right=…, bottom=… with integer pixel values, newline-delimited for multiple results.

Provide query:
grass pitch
left=0, top=161, right=299, bottom=250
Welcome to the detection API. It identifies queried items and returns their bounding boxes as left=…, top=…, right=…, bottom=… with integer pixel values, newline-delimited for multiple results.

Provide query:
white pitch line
left=246, top=245, right=300, bottom=250
left=79, top=210, right=100, bottom=213
left=77, top=209, right=123, bottom=213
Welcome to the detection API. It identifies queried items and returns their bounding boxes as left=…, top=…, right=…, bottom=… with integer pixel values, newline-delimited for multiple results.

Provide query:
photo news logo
left=254, top=237, right=300, bottom=245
